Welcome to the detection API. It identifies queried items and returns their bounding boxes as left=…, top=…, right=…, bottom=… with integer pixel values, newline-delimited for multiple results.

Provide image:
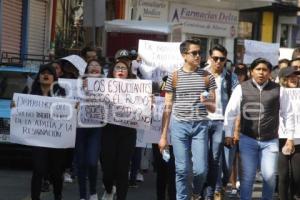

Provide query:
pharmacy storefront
left=168, top=3, right=239, bottom=60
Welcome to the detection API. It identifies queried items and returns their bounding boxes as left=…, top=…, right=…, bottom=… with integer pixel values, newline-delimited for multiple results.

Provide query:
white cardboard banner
left=58, top=78, right=104, bottom=128
left=136, top=129, right=147, bottom=148
left=87, top=78, right=152, bottom=129
left=244, top=40, right=280, bottom=66
left=10, top=94, right=77, bottom=148
left=279, top=48, right=294, bottom=60
left=58, top=78, right=84, bottom=99
left=138, top=40, right=184, bottom=82
left=143, top=96, right=171, bottom=144
left=279, top=88, right=300, bottom=139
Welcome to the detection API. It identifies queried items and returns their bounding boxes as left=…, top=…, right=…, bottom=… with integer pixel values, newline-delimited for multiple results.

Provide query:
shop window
left=280, top=24, right=289, bottom=47
left=238, top=22, right=253, bottom=39
left=191, top=36, right=223, bottom=60
left=292, top=25, right=300, bottom=48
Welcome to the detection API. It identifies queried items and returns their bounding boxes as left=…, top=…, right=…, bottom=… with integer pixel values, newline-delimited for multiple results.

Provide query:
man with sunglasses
left=290, top=58, right=300, bottom=85
left=159, top=39, right=217, bottom=200
left=204, top=44, right=239, bottom=200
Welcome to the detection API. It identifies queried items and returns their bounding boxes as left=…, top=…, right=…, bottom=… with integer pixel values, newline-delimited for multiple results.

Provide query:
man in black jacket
left=224, top=58, right=295, bottom=200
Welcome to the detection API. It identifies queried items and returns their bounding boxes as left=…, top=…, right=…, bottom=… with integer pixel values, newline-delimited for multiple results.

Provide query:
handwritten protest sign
left=10, top=94, right=77, bottom=148
left=143, top=96, right=171, bottom=144
left=279, top=88, right=300, bottom=138
left=58, top=78, right=84, bottom=99
left=87, top=78, right=152, bottom=129
left=138, top=40, right=184, bottom=82
left=136, top=129, right=147, bottom=148
left=279, top=48, right=294, bottom=60
left=58, top=78, right=105, bottom=128
left=244, top=40, right=279, bottom=66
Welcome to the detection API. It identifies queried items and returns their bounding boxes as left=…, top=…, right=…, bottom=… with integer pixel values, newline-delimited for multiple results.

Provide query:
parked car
left=0, top=66, right=37, bottom=164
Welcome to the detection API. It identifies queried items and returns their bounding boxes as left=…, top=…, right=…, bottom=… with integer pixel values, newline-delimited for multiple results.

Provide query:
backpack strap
left=173, top=69, right=210, bottom=90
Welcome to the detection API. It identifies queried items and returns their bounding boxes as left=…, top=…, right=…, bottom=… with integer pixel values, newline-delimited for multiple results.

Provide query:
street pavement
left=0, top=166, right=279, bottom=200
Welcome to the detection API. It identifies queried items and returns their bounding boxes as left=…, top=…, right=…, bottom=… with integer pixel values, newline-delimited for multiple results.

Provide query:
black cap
left=115, top=49, right=130, bottom=61
left=278, top=67, right=300, bottom=78
left=39, top=64, right=56, bottom=76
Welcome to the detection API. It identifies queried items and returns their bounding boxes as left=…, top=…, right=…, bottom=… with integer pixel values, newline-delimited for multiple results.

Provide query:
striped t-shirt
left=165, top=67, right=217, bottom=121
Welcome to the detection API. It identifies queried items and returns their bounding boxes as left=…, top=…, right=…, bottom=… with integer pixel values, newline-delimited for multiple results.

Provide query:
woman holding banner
left=101, top=59, right=137, bottom=200
left=75, top=59, right=103, bottom=200
left=30, top=64, right=66, bottom=200
left=277, top=67, right=300, bottom=200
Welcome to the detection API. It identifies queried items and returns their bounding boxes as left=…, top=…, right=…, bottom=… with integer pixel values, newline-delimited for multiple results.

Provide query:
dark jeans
left=129, top=147, right=142, bottom=183
left=152, top=144, right=176, bottom=200
left=75, top=128, right=101, bottom=199
left=206, top=120, right=224, bottom=198
left=101, top=125, right=136, bottom=200
left=31, top=147, right=65, bottom=200
left=278, top=141, right=300, bottom=200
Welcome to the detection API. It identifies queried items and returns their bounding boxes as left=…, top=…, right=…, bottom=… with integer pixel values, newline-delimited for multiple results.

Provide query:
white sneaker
left=101, top=191, right=114, bottom=200
left=136, top=172, right=144, bottom=182
left=112, top=185, right=116, bottom=194
left=89, top=193, right=98, bottom=200
left=236, top=181, right=240, bottom=189
left=64, top=172, right=73, bottom=183
left=255, top=171, right=263, bottom=182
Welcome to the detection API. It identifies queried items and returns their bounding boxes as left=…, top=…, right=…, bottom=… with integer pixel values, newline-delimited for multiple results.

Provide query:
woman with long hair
left=76, top=59, right=103, bottom=200
left=101, top=59, right=137, bottom=200
left=30, top=63, right=66, bottom=200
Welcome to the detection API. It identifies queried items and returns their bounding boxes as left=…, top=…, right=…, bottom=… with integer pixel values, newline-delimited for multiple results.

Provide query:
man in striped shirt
left=159, top=39, right=217, bottom=200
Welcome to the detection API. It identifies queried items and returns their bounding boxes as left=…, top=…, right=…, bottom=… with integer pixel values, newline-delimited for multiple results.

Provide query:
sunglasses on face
left=114, top=65, right=128, bottom=72
left=187, top=50, right=201, bottom=57
left=211, top=56, right=226, bottom=62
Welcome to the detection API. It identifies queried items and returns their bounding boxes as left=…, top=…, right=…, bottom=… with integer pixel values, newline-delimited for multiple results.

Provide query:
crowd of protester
left=12, top=41, right=300, bottom=200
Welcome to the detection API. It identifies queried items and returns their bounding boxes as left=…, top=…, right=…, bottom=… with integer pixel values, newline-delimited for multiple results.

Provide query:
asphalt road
left=0, top=166, right=279, bottom=200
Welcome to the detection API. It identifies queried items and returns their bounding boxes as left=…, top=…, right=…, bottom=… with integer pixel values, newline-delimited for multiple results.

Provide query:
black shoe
left=128, top=180, right=138, bottom=188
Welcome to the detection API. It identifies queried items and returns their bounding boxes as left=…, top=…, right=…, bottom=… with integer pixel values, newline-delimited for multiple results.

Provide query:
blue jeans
left=216, top=144, right=237, bottom=191
left=75, top=128, right=101, bottom=199
left=170, top=117, right=209, bottom=200
left=239, top=134, right=278, bottom=200
left=205, top=120, right=224, bottom=198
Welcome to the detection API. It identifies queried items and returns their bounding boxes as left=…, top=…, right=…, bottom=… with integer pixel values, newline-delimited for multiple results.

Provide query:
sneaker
left=89, top=194, right=98, bottom=200
left=101, top=191, right=114, bottom=200
left=255, top=171, right=263, bottom=182
left=214, top=188, right=225, bottom=200
left=128, top=181, right=138, bottom=188
left=136, top=172, right=144, bottom=182
left=230, top=188, right=238, bottom=196
left=112, top=185, right=116, bottom=194
left=236, top=181, right=240, bottom=189
left=191, top=194, right=201, bottom=200
left=64, top=172, right=73, bottom=183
